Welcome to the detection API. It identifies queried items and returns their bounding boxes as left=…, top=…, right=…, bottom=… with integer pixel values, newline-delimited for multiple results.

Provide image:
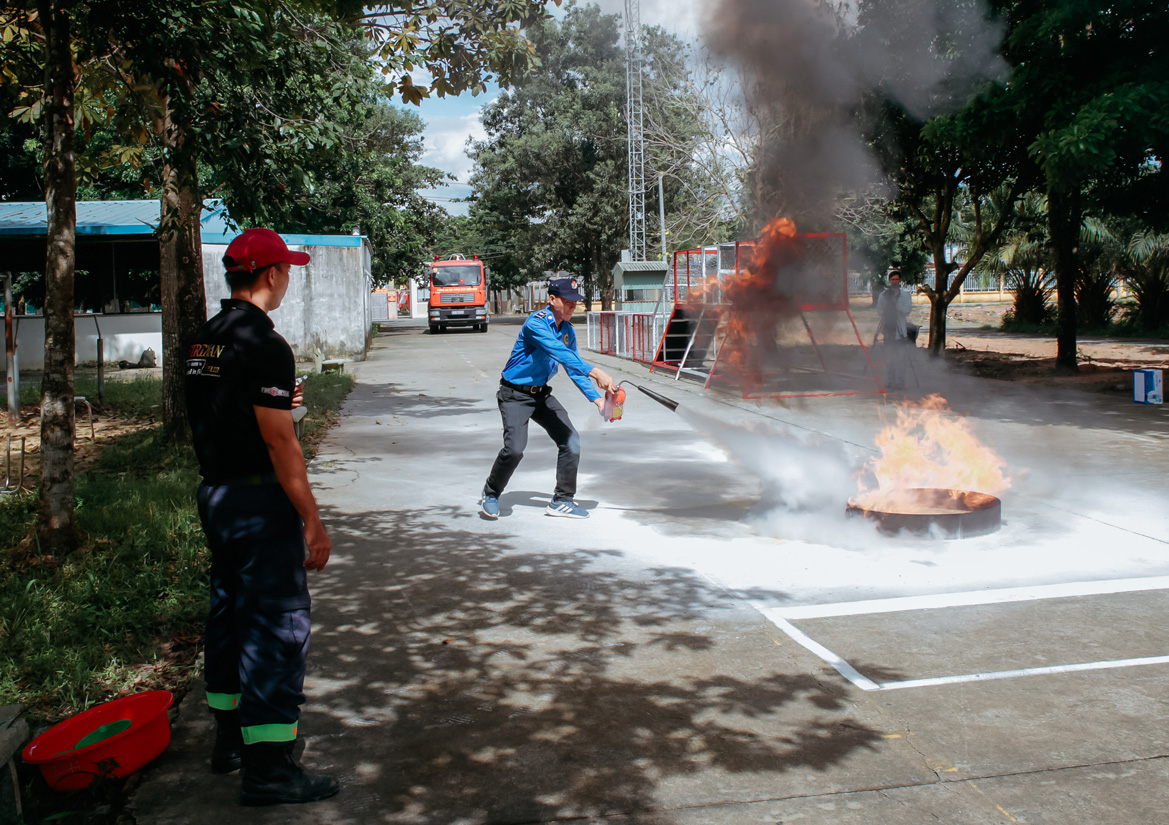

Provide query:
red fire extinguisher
left=601, top=386, right=626, bottom=422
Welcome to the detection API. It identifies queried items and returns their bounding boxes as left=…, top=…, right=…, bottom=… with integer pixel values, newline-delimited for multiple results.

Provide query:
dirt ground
left=0, top=367, right=164, bottom=488
left=933, top=303, right=1169, bottom=396
left=2, top=313, right=1167, bottom=471
left=0, top=407, right=157, bottom=489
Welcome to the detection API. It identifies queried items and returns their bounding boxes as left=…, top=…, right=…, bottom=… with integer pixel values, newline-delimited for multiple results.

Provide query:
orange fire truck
left=427, top=254, right=489, bottom=333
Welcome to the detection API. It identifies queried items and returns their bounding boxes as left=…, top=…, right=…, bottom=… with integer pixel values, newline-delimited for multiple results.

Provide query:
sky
left=414, top=0, right=704, bottom=216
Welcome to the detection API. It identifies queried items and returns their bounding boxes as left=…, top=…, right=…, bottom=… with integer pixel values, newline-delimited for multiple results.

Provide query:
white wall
left=1, top=312, right=162, bottom=371
left=203, top=241, right=372, bottom=361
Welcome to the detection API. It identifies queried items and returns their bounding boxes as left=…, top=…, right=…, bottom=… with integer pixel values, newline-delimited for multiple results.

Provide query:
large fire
left=852, top=394, right=1011, bottom=513
left=687, top=217, right=802, bottom=389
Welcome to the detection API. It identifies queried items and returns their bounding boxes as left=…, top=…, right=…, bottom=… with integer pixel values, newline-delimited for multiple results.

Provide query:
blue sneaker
left=480, top=495, right=499, bottom=519
left=545, top=499, right=588, bottom=519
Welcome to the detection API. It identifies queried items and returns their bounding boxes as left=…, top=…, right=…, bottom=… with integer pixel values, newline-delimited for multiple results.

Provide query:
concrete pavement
left=129, top=319, right=1169, bottom=824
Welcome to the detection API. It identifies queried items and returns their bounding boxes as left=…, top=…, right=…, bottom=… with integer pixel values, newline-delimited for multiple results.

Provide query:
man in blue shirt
left=481, top=278, right=616, bottom=519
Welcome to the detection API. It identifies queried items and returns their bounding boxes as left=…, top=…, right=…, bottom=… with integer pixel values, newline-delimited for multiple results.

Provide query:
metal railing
left=960, top=271, right=1006, bottom=292
left=585, top=311, right=665, bottom=363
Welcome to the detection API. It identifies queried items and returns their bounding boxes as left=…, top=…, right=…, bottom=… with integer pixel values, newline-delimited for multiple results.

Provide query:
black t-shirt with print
left=185, top=298, right=295, bottom=481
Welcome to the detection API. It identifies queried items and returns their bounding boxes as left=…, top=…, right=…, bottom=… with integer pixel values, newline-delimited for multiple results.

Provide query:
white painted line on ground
left=762, top=614, right=882, bottom=692
left=874, top=656, right=1169, bottom=690
left=776, top=576, right=1169, bottom=621
left=754, top=577, right=1169, bottom=692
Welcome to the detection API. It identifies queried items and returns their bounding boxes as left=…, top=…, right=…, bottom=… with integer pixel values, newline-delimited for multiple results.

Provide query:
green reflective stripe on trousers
left=206, top=692, right=241, bottom=711
left=241, top=722, right=298, bottom=744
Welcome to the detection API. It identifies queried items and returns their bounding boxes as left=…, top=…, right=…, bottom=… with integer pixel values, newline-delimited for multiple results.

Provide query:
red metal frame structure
left=653, top=233, right=884, bottom=398
left=650, top=247, right=721, bottom=379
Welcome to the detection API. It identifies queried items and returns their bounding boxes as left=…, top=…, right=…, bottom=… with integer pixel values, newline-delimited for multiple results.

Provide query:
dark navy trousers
left=197, top=482, right=310, bottom=743
left=484, top=385, right=580, bottom=502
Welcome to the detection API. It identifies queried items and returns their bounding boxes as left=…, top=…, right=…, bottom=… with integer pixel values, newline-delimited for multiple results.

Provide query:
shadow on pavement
left=282, top=504, right=891, bottom=823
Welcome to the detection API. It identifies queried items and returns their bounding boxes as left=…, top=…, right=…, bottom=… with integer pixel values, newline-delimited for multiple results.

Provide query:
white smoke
left=676, top=406, right=878, bottom=543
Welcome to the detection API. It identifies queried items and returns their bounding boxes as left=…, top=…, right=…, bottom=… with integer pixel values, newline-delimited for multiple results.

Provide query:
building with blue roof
left=0, top=199, right=371, bottom=370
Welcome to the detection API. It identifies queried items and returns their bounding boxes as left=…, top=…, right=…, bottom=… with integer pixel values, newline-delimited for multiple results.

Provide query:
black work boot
left=210, top=709, right=243, bottom=774
left=240, top=742, right=339, bottom=806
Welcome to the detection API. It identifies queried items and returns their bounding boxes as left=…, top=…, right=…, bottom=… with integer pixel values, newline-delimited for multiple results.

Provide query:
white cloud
left=412, top=94, right=494, bottom=216
left=419, top=109, right=490, bottom=183
left=415, top=95, right=497, bottom=215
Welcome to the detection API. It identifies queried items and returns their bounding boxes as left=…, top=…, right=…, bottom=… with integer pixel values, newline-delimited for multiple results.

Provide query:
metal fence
left=960, top=270, right=1005, bottom=292
left=585, top=311, right=665, bottom=363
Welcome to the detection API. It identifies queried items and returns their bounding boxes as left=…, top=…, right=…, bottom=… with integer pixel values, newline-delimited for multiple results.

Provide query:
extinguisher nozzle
left=633, top=384, right=680, bottom=412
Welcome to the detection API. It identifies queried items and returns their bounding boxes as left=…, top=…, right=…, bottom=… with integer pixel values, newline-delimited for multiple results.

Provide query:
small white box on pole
left=1134, top=369, right=1163, bottom=404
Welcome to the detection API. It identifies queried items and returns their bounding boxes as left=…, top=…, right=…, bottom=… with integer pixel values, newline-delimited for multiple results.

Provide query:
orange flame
left=852, top=394, right=1010, bottom=511
left=687, top=217, right=802, bottom=388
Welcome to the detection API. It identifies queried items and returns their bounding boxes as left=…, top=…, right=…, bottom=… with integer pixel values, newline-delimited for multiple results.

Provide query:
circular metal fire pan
left=846, top=488, right=1001, bottom=539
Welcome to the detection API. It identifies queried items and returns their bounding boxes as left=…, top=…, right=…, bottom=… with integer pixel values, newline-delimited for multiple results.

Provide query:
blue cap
left=549, top=277, right=585, bottom=301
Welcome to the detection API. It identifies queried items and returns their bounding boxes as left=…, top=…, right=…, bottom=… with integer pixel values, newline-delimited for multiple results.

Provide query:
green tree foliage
left=0, top=20, right=41, bottom=202
left=358, top=0, right=560, bottom=103
left=277, top=100, right=448, bottom=287
left=1, top=0, right=563, bottom=547
left=2, top=23, right=449, bottom=290
left=858, top=0, right=1024, bottom=356
left=999, top=0, right=1169, bottom=368
left=1120, top=229, right=1169, bottom=333
left=467, top=2, right=692, bottom=306
left=975, top=190, right=1054, bottom=327
left=431, top=215, right=493, bottom=270
left=1070, top=217, right=1169, bottom=333
left=835, top=189, right=929, bottom=285
left=81, top=2, right=381, bottom=443
left=1069, top=216, right=1120, bottom=330
left=467, top=3, right=625, bottom=304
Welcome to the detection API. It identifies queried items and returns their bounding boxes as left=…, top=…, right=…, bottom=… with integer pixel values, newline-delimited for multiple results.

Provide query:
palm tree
left=969, top=191, right=1053, bottom=327
left=1073, top=217, right=1122, bottom=331
left=1119, top=229, right=1169, bottom=332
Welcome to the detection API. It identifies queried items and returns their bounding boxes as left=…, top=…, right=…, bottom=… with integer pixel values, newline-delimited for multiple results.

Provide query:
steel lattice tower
left=625, top=0, right=647, bottom=262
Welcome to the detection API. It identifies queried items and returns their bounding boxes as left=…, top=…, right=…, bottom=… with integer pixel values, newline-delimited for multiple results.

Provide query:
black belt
left=501, top=378, right=550, bottom=396
left=202, top=472, right=280, bottom=486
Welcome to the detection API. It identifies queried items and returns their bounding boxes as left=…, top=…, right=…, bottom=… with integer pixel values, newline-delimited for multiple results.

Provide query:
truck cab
left=427, top=254, right=489, bottom=333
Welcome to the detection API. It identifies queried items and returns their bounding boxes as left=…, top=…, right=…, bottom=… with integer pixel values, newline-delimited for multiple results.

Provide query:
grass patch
left=300, top=370, right=356, bottom=458
left=3, top=368, right=356, bottom=823
left=1, top=369, right=355, bottom=724
left=999, top=315, right=1057, bottom=335
left=20, top=375, right=162, bottom=418
left=0, top=429, right=205, bottom=723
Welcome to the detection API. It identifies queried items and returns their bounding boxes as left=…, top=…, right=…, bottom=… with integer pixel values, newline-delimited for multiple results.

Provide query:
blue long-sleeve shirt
left=501, top=307, right=599, bottom=401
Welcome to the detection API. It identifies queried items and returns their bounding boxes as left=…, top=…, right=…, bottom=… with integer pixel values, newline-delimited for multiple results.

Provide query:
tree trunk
left=925, top=248, right=955, bottom=358
left=1048, top=189, right=1081, bottom=373
left=36, top=0, right=78, bottom=553
left=592, top=243, right=612, bottom=311
left=927, top=293, right=949, bottom=355
left=158, top=124, right=207, bottom=445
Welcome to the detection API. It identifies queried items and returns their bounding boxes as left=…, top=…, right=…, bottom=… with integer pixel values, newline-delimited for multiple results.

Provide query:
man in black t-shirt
left=185, top=227, right=337, bottom=807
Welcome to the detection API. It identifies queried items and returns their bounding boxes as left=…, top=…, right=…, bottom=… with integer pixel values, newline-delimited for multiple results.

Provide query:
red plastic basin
left=22, top=690, right=174, bottom=791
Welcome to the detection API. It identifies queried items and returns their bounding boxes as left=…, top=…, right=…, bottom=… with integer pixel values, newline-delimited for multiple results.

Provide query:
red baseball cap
left=223, top=228, right=310, bottom=273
